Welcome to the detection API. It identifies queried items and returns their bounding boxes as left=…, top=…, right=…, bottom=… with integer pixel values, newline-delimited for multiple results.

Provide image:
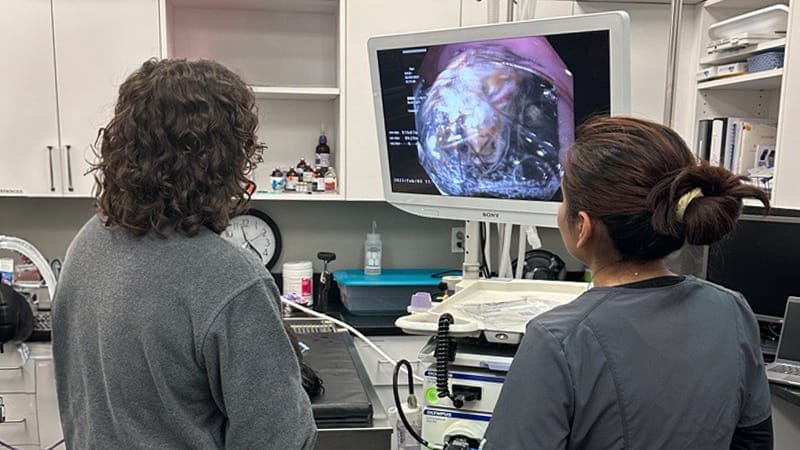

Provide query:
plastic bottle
left=324, top=166, right=337, bottom=193
left=296, top=158, right=309, bottom=178
left=313, top=167, right=326, bottom=192
left=285, top=167, right=299, bottom=192
left=315, top=124, right=331, bottom=169
left=270, top=167, right=285, bottom=193
left=364, top=221, right=382, bottom=276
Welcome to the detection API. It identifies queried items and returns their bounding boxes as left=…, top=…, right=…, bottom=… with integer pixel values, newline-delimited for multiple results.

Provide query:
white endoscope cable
left=281, top=299, right=425, bottom=383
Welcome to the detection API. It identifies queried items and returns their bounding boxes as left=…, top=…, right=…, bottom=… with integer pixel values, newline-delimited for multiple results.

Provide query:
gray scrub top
left=483, top=276, right=771, bottom=450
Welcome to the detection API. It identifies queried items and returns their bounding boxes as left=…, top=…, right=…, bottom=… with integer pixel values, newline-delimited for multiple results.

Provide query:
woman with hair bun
left=484, top=116, right=773, bottom=449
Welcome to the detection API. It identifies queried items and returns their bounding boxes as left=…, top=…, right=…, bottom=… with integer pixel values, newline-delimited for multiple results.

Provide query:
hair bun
left=648, top=163, right=769, bottom=246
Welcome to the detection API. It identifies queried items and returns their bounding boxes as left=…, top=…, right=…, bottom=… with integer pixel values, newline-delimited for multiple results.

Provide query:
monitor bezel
left=367, top=11, right=631, bottom=227
left=775, top=297, right=800, bottom=362
left=705, top=212, right=800, bottom=323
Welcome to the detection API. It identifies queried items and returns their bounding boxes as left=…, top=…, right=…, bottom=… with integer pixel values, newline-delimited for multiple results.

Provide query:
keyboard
left=768, top=364, right=800, bottom=376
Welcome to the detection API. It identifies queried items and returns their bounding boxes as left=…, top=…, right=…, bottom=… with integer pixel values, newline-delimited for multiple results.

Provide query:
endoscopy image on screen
left=377, top=31, right=610, bottom=201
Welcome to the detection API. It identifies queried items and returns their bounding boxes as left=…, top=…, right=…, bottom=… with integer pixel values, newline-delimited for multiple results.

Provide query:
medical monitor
left=706, top=214, right=800, bottom=322
left=368, top=12, right=631, bottom=226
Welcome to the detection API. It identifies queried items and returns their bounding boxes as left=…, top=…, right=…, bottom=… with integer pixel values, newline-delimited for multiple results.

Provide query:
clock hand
left=241, top=229, right=263, bottom=261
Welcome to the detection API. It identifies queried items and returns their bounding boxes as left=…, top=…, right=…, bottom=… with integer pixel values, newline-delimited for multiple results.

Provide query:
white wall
left=0, top=198, right=582, bottom=274
left=0, top=2, right=703, bottom=276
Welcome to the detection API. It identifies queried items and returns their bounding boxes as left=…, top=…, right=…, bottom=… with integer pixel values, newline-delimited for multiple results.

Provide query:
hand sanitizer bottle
left=364, top=221, right=382, bottom=276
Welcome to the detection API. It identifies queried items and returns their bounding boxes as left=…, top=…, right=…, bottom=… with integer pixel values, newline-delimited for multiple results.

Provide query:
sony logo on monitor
left=482, top=212, right=500, bottom=219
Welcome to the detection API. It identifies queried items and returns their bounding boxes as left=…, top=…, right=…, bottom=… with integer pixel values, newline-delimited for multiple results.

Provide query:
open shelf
left=697, top=69, right=783, bottom=90
left=705, top=0, right=789, bottom=9
left=252, top=192, right=343, bottom=201
left=700, top=38, right=786, bottom=66
left=168, top=0, right=338, bottom=14
left=744, top=197, right=771, bottom=208
left=250, top=86, right=339, bottom=100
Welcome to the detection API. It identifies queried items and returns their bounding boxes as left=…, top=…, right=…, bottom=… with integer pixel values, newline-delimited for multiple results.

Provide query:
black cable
left=393, top=359, right=429, bottom=448
left=479, top=223, right=490, bottom=279
left=435, top=313, right=464, bottom=408
left=0, top=438, right=19, bottom=450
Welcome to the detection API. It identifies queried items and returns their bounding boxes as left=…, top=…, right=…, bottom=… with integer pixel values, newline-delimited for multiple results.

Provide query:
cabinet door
left=345, top=0, right=462, bottom=201
left=52, top=0, right=161, bottom=197
left=0, top=0, right=62, bottom=197
left=773, top=4, right=800, bottom=209
left=35, top=359, right=63, bottom=448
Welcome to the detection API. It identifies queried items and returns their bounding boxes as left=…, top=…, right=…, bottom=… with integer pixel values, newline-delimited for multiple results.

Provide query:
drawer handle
left=0, top=417, right=26, bottom=425
left=47, top=145, right=56, bottom=192
left=0, top=396, right=26, bottom=425
left=0, top=343, right=31, bottom=371
left=65, top=144, right=74, bottom=192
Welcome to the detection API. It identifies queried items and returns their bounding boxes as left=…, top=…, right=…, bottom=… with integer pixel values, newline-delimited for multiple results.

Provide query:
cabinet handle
left=0, top=417, right=26, bottom=425
left=0, top=396, right=26, bottom=425
left=47, top=145, right=56, bottom=192
left=65, top=145, right=74, bottom=192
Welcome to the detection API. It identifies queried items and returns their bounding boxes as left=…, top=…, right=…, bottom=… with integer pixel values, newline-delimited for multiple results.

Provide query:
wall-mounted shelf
left=700, top=38, right=786, bottom=66
left=252, top=192, right=343, bottom=201
left=744, top=197, right=771, bottom=208
left=168, top=0, right=338, bottom=14
left=704, top=0, right=789, bottom=10
left=250, top=86, right=340, bottom=100
left=697, top=69, right=783, bottom=90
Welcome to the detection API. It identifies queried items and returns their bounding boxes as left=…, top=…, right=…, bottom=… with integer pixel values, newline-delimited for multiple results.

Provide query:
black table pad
left=301, top=331, right=374, bottom=428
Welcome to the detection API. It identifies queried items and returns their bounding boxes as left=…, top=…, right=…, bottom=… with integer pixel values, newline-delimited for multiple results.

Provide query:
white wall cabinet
left=344, top=0, right=463, bottom=201
left=52, top=0, right=161, bottom=197
left=0, top=0, right=62, bottom=197
left=0, top=344, right=61, bottom=449
left=772, top=2, right=800, bottom=208
left=162, top=0, right=347, bottom=201
left=0, top=0, right=160, bottom=198
left=691, top=0, right=794, bottom=208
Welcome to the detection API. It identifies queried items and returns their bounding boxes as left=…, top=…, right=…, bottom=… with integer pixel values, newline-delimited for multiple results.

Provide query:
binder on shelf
left=709, top=118, right=727, bottom=167
left=696, top=119, right=713, bottom=161
left=724, top=118, right=746, bottom=171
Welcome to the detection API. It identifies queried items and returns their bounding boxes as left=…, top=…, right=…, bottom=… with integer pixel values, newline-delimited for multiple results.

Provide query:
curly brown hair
left=92, top=58, right=262, bottom=237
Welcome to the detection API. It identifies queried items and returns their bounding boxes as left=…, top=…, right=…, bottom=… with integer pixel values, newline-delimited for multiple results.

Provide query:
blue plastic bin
left=748, top=51, right=785, bottom=73
left=334, top=268, right=455, bottom=315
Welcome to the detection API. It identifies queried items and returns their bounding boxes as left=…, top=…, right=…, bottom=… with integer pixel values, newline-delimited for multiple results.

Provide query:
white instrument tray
left=395, top=279, right=589, bottom=344
left=708, top=5, right=789, bottom=41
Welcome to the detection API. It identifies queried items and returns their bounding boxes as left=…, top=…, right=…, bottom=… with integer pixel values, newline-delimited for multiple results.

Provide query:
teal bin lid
left=333, top=269, right=459, bottom=287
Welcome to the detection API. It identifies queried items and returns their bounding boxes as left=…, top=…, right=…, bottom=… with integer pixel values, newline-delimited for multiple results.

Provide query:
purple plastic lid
left=407, top=292, right=433, bottom=313
left=319, top=134, right=327, bottom=145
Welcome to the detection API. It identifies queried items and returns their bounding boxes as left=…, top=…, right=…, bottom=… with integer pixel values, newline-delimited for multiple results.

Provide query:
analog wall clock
left=222, top=208, right=282, bottom=270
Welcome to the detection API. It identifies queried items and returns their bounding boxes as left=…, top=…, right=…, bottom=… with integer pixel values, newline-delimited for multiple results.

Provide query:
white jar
left=282, top=261, right=314, bottom=306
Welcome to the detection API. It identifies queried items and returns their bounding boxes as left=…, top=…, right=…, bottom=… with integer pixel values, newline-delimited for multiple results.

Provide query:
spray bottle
left=364, top=221, right=382, bottom=276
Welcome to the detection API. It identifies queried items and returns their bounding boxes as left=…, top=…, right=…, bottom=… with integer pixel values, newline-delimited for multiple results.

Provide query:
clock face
left=222, top=209, right=282, bottom=270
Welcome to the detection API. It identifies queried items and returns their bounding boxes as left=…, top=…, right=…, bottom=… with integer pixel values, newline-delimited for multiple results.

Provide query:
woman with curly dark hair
left=51, top=59, right=317, bottom=449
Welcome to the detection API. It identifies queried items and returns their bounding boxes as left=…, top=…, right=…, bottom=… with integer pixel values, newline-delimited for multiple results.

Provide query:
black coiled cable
left=435, top=313, right=464, bottom=408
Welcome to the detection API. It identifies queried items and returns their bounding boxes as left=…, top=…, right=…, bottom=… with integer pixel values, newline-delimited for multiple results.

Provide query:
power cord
left=479, top=223, right=490, bottom=279
left=282, top=299, right=424, bottom=382
left=392, top=359, right=442, bottom=449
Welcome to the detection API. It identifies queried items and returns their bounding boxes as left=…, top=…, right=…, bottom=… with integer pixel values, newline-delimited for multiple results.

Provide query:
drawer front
left=0, top=393, right=39, bottom=445
left=35, top=360, right=63, bottom=447
left=0, top=351, right=36, bottom=393
left=355, top=336, right=429, bottom=386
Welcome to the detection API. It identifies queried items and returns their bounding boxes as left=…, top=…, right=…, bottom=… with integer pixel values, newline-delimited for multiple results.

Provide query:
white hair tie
left=676, top=187, right=704, bottom=222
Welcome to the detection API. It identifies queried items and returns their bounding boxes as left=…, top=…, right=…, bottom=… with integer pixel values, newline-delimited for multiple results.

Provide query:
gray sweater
left=52, top=216, right=317, bottom=449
